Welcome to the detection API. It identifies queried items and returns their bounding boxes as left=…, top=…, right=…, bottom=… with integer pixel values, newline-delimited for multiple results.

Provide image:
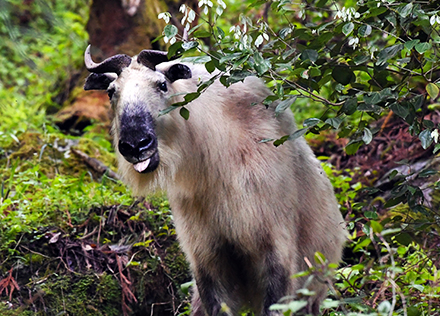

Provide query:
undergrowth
left=1, top=0, right=440, bottom=315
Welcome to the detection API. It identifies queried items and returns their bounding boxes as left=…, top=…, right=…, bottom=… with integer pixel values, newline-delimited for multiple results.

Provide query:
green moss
left=45, top=273, right=121, bottom=316
left=164, top=242, right=190, bottom=286
left=0, top=273, right=121, bottom=316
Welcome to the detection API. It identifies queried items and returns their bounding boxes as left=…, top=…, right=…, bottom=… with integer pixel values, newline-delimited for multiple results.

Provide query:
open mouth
left=129, top=151, right=159, bottom=174
left=133, top=158, right=151, bottom=173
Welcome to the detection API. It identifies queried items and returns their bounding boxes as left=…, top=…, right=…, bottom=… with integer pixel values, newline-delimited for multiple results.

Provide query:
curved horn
left=84, top=45, right=132, bottom=75
left=137, top=50, right=172, bottom=71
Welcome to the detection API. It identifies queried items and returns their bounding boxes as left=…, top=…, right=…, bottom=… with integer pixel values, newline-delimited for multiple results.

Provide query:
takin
left=83, top=45, right=346, bottom=316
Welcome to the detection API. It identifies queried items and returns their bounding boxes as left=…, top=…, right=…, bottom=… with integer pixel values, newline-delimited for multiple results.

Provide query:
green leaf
left=180, top=281, right=194, bottom=296
left=332, top=67, right=354, bottom=85
left=325, top=117, right=343, bottom=129
left=391, top=184, right=408, bottom=198
left=404, top=39, right=420, bottom=50
left=389, top=170, right=398, bottom=180
left=226, top=70, right=252, bottom=85
left=342, top=22, right=354, bottom=36
left=216, top=26, right=225, bottom=39
left=159, top=105, right=179, bottom=116
left=164, top=24, right=178, bottom=38
left=303, top=118, right=321, bottom=127
left=205, top=60, right=216, bottom=73
left=362, top=127, right=373, bottom=144
left=171, top=92, right=201, bottom=107
left=151, top=35, right=164, bottom=44
left=253, top=52, right=270, bottom=75
left=364, top=92, right=381, bottom=105
left=248, top=0, right=267, bottom=8
left=193, top=30, right=212, bottom=38
left=380, top=87, right=396, bottom=101
left=426, top=83, right=439, bottom=100
left=390, top=102, right=409, bottom=119
left=288, top=128, right=308, bottom=141
left=314, top=251, right=326, bottom=264
left=168, top=41, right=184, bottom=58
left=219, top=52, right=244, bottom=64
left=232, top=55, right=250, bottom=69
left=386, top=13, right=397, bottom=28
left=376, top=44, right=403, bottom=66
left=381, top=228, right=401, bottom=236
left=273, top=135, right=289, bottom=147
left=409, top=95, right=424, bottom=111
left=365, top=211, right=378, bottom=219
left=384, top=195, right=406, bottom=208
left=407, top=306, right=422, bottom=316
left=301, top=49, right=318, bottom=63
left=353, top=237, right=371, bottom=252
left=182, top=56, right=210, bottom=63
left=378, top=301, right=392, bottom=314
left=358, top=103, right=382, bottom=114
left=368, top=6, right=387, bottom=17
left=418, top=168, right=437, bottom=178
left=395, top=233, right=412, bottom=246
left=419, top=129, right=433, bottom=149
left=287, top=301, right=308, bottom=313
left=179, top=107, right=190, bottom=120
left=317, top=32, right=333, bottom=45
left=182, top=41, right=198, bottom=50
left=370, top=220, right=383, bottom=233
left=275, top=96, right=297, bottom=115
left=341, top=98, right=357, bottom=115
left=345, top=140, right=362, bottom=155
left=358, top=24, right=372, bottom=37
left=423, top=119, right=434, bottom=129
left=309, top=67, right=321, bottom=77
left=397, top=3, right=412, bottom=18
left=415, top=42, right=431, bottom=54
left=184, top=92, right=201, bottom=102
left=279, top=27, right=293, bottom=39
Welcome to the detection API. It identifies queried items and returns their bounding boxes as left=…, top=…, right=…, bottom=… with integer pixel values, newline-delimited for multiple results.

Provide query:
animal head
left=84, top=45, right=192, bottom=174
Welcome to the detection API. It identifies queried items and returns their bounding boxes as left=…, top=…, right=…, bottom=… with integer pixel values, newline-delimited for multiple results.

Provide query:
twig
left=78, top=226, right=98, bottom=240
left=376, top=233, right=399, bottom=316
left=150, top=302, right=169, bottom=316
left=19, top=245, right=51, bottom=259
left=71, top=148, right=120, bottom=180
left=0, top=268, right=20, bottom=301
left=116, top=255, right=138, bottom=316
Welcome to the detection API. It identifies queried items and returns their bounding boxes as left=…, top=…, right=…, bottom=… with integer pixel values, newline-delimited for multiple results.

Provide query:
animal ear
left=164, top=64, right=192, bottom=83
left=84, top=73, right=117, bottom=90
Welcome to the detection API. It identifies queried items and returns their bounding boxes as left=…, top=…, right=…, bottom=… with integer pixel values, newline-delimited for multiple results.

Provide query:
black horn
left=137, top=50, right=172, bottom=71
left=84, top=45, right=132, bottom=75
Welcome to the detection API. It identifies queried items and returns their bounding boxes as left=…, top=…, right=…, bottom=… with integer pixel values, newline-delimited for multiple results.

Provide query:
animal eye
left=107, top=87, right=115, bottom=99
left=158, top=81, right=167, bottom=92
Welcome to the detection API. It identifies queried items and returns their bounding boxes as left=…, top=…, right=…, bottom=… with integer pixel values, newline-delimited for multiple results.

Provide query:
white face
left=108, top=64, right=171, bottom=121
left=109, top=64, right=172, bottom=174
left=84, top=48, right=193, bottom=174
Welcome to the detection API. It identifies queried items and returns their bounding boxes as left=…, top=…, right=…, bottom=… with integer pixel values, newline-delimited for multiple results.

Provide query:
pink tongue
left=133, top=158, right=151, bottom=173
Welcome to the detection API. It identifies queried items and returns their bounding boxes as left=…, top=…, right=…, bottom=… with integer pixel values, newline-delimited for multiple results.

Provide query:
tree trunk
left=86, top=0, right=168, bottom=59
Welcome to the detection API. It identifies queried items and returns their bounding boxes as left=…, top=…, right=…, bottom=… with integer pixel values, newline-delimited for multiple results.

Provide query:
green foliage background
left=1, top=0, right=440, bottom=315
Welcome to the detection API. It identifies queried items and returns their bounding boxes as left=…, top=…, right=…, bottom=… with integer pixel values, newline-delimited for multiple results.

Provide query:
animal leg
left=191, top=270, right=232, bottom=316
left=190, top=286, right=206, bottom=316
left=262, top=252, right=289, bottom=316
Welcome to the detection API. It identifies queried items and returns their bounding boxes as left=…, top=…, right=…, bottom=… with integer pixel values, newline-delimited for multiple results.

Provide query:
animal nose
left=118, top=134, right=155, bottom=159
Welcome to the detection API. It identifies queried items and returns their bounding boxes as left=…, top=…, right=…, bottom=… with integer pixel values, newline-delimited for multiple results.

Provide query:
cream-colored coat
left=110, top=58, right=346, bottom=315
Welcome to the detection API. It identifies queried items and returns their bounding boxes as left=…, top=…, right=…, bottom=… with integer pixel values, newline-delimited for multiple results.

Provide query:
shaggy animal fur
left=84, top=47, right=346, bottom=316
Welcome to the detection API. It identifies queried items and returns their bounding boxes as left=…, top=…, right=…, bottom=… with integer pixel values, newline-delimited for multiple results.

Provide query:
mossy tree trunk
left=86, top=0, right=167, bottom=59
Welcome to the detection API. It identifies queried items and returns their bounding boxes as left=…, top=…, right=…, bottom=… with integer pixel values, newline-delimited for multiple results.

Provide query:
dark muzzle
left=118, top=108, right=160, bottom=173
